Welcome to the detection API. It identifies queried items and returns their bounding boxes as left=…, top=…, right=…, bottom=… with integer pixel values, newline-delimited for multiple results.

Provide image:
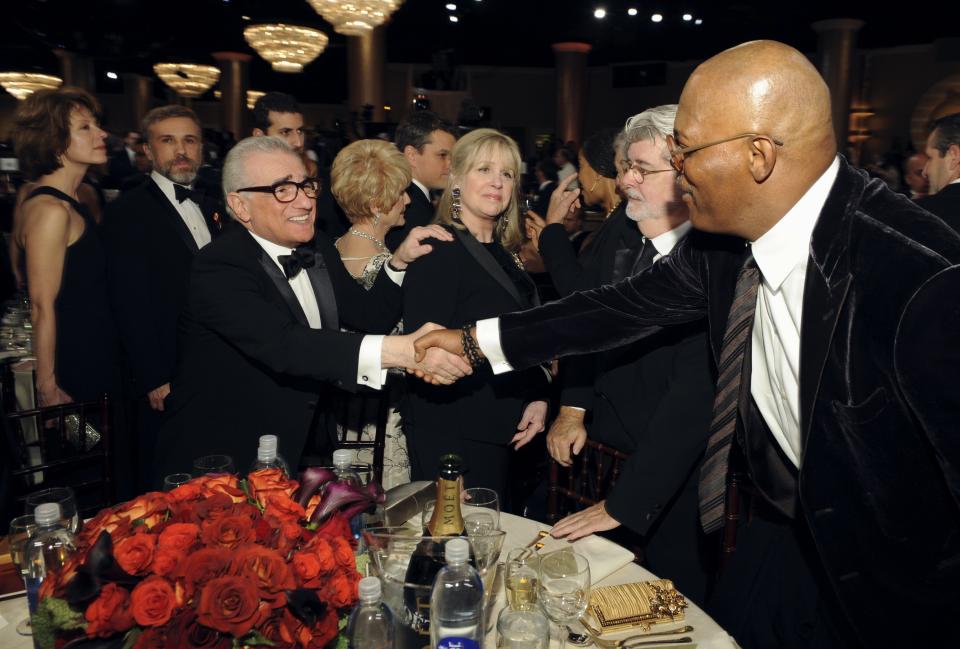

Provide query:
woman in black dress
left=403, top=128, right=549, bottom=505
left=13, top=87, right=116, bottom=404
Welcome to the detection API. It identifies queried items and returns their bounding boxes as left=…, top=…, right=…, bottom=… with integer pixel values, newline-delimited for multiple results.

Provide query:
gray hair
left=614, top=104, right=678, bottom=163
left=222, top=135, right=302, bottom=218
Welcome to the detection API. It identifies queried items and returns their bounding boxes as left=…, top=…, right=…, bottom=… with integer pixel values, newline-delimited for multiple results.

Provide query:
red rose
left=168, top=481, right=204, bottom=503
left=196, top=576, right=267, bottom=636
left=264, top=493, right=306, bottom=522
left=259, top=612, right=297, bottom=649
left=116, top=492, right=171, bottom=528
left=291, top=551, right=322, bottom=588
left=330, top=536, right=356, bottom=569
left=201, top=514, right=256, bottom=549
left=85, top=583, right=135, bottom=637
left=231, top=545, right=296, bottom=607
left=303, top=537, right=337, bottom=574
left=176, top=547, right=233, bottom=600
left=323, top=571, right=357, bottom=609
left=151, top=547, right=185, bottom=577
left=130, top=576, right=176, bottom=627
left=313, top=512, right=351, bottom=541
left=247, top=469, right=298, bottom=507
left=158, top=522, right=200, bottom=552
left=197, top=474, right=246, bottom=503
left=114, top=533, right=157, bottom=575
left=190, top=492, right=236, bottom=523
left=134, top=627, right=167, bottom=649
left=307, top=608, right=342, bottom=648
left=168, top=610, right=232, bottom=649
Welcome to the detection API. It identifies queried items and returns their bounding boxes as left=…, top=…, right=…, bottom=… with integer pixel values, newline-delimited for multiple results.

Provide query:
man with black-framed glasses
left=156, top=135, right=471, bottom=485
left=416, top=40, right=960, bottom=648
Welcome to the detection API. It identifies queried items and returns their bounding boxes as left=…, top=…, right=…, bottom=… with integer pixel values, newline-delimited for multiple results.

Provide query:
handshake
left=380, top=323, right=482, bottom=385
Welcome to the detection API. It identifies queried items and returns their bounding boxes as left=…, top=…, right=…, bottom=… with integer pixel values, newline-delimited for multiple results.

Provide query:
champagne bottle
left=399, top=454, right=466, bottom=649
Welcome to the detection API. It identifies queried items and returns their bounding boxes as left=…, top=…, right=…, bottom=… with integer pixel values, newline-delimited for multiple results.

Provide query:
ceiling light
left=0, top=72, right=63, bottom=100
left=449, top=15, right=458, bottom=22
left=445, top=2, right=456, bottom=9
left=246, top=90, right=265, bottom=110
left=243, top=23, right=329, bottom=72
left=695, top=18, right=702, bottom=25
left=307, top=0, right=403, bottom=36
left=153, top=63, right=220, bottom=97
left=627, top=7, right=638, bottom=16
left=106, top=71, right=118, bottom=80
left=682, top=13, right=692, bottom=21
left=651, top=13, right=663, bottom=22
left=594, top=8, right=606, bottom=19
left=241, top=14, right=251, bottom=20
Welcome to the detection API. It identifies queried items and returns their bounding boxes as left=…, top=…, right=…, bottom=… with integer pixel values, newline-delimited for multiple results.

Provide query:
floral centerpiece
left=32, top=468, right=385, bottom=649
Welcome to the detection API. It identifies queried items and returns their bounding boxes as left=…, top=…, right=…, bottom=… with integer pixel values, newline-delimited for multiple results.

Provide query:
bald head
left=674, top=40, right=838, bottom=240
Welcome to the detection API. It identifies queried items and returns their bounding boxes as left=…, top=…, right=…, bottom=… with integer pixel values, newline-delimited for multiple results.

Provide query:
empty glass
left=25, top=487, right=78, bottom=534
left=162, top=473, right=193, bottom=491
left=192, top=454, right=235, bottom=476
left=538, top=550, right=591, bottom=649
left=497, top=607, right=549, bottom=649
left=462, top=487, right=500, bottom=535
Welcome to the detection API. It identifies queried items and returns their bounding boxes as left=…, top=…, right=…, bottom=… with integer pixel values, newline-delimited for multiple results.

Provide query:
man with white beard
left=531, top=105, right=715, bottom=603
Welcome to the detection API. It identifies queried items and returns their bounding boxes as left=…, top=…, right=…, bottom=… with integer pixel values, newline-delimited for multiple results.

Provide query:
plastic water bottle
left=430, top=538, right=485, bottom=649
left=347, top=576, right=395, bottom=649
left=333, top=449, right=362, bottom=486
left=22, top=503, right=76, bottom=615
left=249, top=435, right=290, bottom=476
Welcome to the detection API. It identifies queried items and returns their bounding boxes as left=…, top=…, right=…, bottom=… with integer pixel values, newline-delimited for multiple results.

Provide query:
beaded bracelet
left=460, top=324, right=484, bottom=368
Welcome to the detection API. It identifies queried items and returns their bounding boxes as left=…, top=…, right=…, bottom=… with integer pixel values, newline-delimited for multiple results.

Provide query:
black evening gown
left=24, top=187, right=116, bottom=401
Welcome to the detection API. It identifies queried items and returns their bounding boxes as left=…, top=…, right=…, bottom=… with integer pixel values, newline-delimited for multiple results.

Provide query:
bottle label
left=426, top=478, right=464, bottom=536
left=437, top=638, right=481, bottom=649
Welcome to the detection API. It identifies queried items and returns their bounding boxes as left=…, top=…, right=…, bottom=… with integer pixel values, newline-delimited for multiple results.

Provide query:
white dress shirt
left=151, top=171, right=212, bottom=249
left=249, top=231, right=403, bottom=390
left=749, top=156, right=839, bottom=467
left=410, top=178, right=431, bottom=203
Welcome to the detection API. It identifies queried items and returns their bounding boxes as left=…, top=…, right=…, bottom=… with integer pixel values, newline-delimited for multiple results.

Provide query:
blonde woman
left=402, top=128, right=549, bottom=507
left=330, top=139, right=413, bottom=488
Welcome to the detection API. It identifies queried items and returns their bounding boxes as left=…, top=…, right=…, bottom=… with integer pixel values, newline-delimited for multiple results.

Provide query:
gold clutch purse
left=582, top=579, right=688, bottom=634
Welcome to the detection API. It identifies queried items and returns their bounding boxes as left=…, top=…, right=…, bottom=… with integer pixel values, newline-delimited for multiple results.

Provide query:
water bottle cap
left=34, top=502, right=61, bottom=526
left=445, top=537, right=470, bottom=564
left=258, top=435, right=278, bottom=452
left=357, top=576, right=381, bottom=601
left=332, top=449, right=352, bottom=468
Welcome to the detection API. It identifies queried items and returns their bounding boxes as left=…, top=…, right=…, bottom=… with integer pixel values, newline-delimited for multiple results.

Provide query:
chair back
left=546, top=439, right=629, bottom=524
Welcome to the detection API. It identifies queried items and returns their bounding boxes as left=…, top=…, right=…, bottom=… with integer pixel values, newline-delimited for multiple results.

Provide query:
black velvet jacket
left=498, top=158, right=960, bottom=646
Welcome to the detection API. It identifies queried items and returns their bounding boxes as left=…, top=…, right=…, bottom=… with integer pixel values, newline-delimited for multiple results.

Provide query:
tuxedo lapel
left=454, top=228, right=526, bottom=308
left=255, top=246, right=310, bottom=327
left=146, top=180, right=200, bottom=254
left=306, top=254, right=339, bottom=330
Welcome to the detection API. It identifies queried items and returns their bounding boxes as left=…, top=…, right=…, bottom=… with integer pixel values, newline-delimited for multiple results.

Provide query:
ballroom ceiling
left=3, top=0, right=954, bottom=103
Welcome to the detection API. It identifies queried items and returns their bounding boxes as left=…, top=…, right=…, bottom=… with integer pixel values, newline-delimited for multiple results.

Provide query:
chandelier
left=307, top=0, right=403, bottom=36
left=0, top=72, right=63, bottom=100
left=244, top=24, right=329, bottom=73
left=153, top=63, right=220, bottom=98
left=247, top=90, right=266, bottom=110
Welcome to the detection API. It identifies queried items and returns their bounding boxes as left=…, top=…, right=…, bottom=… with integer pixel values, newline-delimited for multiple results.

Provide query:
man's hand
left=413, top=325, right=475, bottom=364
left=383, top=323, right=472, bottom=385
left=37, top=378, right=72, bottom=408
left=550, top=501, right=620, bottom=541
left=545, top=174, right=581, bottom=226
left=525, top=212, right=545, bottom=251
left=391, top=225, right=454, bottom=269
left=511, top=400, right=548, bottom=449
left=547, top=406, right=587, bottom=467
left=147, top=383, right=171, bottom=412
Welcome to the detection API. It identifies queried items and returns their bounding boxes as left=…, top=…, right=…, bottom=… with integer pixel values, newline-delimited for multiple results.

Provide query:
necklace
left=347, top=227, right=387, bottom=252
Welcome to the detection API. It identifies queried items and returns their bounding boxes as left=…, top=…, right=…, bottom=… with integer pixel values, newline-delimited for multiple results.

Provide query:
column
left=53, top=49, right=95, bottom=92
left=348, top=25, right=387, bottom=123
left=812, top=19, right=864, bottom=149
left=213, top=52, right=252, bottom=138
left=552, top=42, right=591, bottom=146
left=123, top=74, right=153, bottom=133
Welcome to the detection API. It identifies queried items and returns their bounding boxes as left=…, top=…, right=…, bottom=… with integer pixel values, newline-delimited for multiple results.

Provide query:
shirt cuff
left=357, top=335, right=388, bottom=390
left=563, top=406, right=586, bottom=412
left=476, top=317, right=513, bottom=375
left=384, top=262, right=405, bottom=286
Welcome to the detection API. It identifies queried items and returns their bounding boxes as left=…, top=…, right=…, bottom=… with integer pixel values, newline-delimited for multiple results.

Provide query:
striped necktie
left=699, top=254, right=760, bottom=533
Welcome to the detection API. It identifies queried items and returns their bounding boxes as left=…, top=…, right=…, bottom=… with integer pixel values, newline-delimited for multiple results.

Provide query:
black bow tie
left=278, top=245, right=317, bottom=279
left=174, top=184, right=204, bottom=204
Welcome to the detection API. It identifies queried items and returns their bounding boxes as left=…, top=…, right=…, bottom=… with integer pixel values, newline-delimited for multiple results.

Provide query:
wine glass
left=162, top=473, right=192, bottom=491
left=462, top=487, right=499, bottom=535
left=538, top=550, right=591, bottom=649
left=8, top=515, right=36, bottom=635
left=505, top=548, right=541, bottom=611
left=192, top=454, right=235, bottom=476
left=25, top=487, right=79, bottom=534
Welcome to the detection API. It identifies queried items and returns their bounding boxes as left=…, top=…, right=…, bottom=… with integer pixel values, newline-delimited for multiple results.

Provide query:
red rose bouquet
left=32, top=468, right=385, bottom=649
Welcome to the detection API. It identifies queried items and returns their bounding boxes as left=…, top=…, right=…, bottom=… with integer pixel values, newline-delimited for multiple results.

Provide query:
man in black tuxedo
left=385, top=111, right=457, bottom=250
left=157, top=136, right=469, bottom=482
left=103, top=105, right=225, bottom=492
left=532, top=159, right=558, bottom=218
left=542, top=105, right=714, bottom=604
left=917, top=112, right=960, bottom=232
left=106, top=130, right=141, bottom=188
left=417, top=41, right=960, bottom=648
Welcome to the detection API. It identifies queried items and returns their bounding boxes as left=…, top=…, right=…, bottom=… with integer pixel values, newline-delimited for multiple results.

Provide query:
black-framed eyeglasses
left=235, top=177, right=321, bottom=203
left=666, top=133, right=784, bottom=175
left=617, top=160, right=676, bottom=183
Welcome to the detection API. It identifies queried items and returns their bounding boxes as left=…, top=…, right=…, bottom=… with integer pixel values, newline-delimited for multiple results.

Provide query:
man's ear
left=403, top=144, right=420, bottom=169
left=252, top=128, right=266, bottom=138
left=946, top=143, right=960, bottom=172
left=748, top=135, right=778, bottom=184
left=226, top=193, right=251, bottom=224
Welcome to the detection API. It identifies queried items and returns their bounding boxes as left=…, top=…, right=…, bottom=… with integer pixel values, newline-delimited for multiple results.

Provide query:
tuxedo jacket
left=533, top=181, right=557, bottom=219
left=916, top=181, right=960, bottom=234
left=386, top=183, right=435, bottom=251
left=498, top=158, right=960, bottom=646
left=102, top=178, right=225, bottom=396
left=157, top=227, right=402, bottom=480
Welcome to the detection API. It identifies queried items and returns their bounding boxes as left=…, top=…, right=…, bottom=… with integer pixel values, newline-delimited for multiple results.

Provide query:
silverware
left=525, top=529, right=550, bottom=548
left=567, top=625, right=694, bottom=648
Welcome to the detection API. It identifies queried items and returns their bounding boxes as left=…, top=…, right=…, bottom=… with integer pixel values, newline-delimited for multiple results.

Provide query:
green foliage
left=31, top=597, right=85, bottom=649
